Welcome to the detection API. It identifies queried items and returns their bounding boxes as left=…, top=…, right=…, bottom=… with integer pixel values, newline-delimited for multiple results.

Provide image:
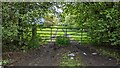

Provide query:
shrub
left=28, top=35, right=41, bottom=49
left=56, top=36, right=70, bottom=46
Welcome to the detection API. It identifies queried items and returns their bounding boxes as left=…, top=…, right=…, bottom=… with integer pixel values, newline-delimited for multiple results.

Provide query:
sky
left=54, top=6, right=63, bottom=13
left=33, top=4, right=63, bottom=24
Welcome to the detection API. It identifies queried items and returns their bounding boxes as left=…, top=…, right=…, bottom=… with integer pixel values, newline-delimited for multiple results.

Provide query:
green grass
left=57, top=29, right=65, bottom=35
left=40, top=27, right=90, bottom=44
left=1, top=59, right=9, bottom=65
left=59, top=52, right=84, bottom=66
left=27, top=26, right=91, bottom=44
left=94, top=46, right=120, bottom=60
left=60, top=56, right=80, bottom=66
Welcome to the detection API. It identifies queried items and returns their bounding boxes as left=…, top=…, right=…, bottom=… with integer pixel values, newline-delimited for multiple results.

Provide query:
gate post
left=51, top=27, right=52, bottom=42
left=81, top=28, right=83, bottom=44
left=66, top=28, right=67, bottom=37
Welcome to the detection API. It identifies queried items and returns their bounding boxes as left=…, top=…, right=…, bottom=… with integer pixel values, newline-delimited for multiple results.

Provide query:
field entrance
left=37, top=25, right=91, bottom=45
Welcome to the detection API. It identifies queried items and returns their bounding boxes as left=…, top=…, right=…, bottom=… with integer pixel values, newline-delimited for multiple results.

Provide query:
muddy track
left=71, top=41, right=119, bottom=66
left=6, top=41, right=119, bottom=66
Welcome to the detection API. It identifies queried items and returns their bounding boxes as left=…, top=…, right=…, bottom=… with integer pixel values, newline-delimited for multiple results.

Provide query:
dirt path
left=62, top=29, right=119, bottom=66
left=6, top=41, right=119, bottom=66
left=71, top=41, right=119, bottom=66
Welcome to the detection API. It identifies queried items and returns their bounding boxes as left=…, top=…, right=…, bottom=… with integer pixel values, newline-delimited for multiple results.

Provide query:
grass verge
left=93, top=46, right=120, bottom=61
left=59, top=52, right=84, bottom=66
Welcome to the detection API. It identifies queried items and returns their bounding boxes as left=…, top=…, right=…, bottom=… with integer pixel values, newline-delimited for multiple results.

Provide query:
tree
left=61, top=2, right=120, bottom=46
left=2, top=2, right=54, bottom=51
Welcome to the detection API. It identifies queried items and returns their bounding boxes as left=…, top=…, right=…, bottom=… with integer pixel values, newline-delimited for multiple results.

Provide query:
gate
left=37, top=26, right=91, bottom=45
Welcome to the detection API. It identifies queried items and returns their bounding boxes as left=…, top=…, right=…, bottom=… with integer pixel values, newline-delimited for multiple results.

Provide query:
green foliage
left=2, top=2, right=53, bottom=52
left=56, top=36, right=70, bottom=46
left=94, top=46, right=120, bottom=59
left=2, top=3, right=19, bottom=51
left=62, top=2, right=120, bottom=46
left=1, top=59, right=9, bottom=65
left=2, top=2, right=120, bottom=52
left=64, top=15, right=77, bottom=28
left=28, top=35, right=41, bottom=49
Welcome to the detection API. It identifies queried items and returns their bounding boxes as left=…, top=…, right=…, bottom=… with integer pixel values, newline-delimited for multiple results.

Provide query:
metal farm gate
left=36, top=26, right=91, bottom=45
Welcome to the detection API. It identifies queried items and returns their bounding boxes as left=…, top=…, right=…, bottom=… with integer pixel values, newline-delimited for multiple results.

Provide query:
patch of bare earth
left=3, top=41, right=119, bottom=66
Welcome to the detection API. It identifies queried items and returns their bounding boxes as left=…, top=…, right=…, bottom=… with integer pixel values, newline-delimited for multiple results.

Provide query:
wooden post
left=51, top=27, right=52, bottom=42
left=18, top=18, right=21, bottom=46
left=66, top=28, right=67, bottom=37
left=81, top=28, right=83, bottom=44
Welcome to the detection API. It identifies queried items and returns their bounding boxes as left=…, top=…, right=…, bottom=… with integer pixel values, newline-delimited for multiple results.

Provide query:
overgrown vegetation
left=94, top=45, right=120, bottom=59
left=62, top=2, right=120, bottom=46
left=2, top=2, right=120, bottom=54
left=2, top=2, right=53, bottom=52
left=56, top=36, right=70, bottom=46
left=1, top=60, right=9, bottom=65
left=1, top=2, right=120, bottom=66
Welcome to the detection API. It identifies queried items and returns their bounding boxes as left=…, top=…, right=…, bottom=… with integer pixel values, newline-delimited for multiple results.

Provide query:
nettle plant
left=56, top=36, right=70, bottom=46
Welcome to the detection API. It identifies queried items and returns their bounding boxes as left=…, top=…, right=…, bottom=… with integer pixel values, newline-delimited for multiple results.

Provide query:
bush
left=28, top=36, right=41, bottom=49
left=56, top=36, right=70, bottom=46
